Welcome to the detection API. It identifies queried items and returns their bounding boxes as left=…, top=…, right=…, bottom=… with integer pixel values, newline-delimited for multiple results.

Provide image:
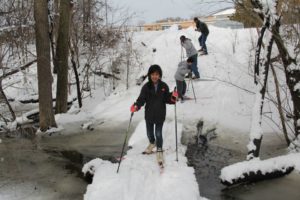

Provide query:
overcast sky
left=109, top=0, right=233, bottom=24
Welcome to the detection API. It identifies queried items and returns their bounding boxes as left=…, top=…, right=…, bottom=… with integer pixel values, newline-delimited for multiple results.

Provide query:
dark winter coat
left=135, top=80, right=174, bottom=123
left=195, top=20, right=209, bottom=35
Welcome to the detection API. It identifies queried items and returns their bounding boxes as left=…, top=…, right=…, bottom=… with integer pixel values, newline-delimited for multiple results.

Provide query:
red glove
left=173, top=91, right=178, bottom=98
left=130, top=104, right=138, bottom=113
left=171, top=90, right=178, bottom=102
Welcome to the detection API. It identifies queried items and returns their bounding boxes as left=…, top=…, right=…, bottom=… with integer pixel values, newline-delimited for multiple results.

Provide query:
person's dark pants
left=146, top=121, right=164, bottom=149
left=198, top=34, right=208, bottom=53
left=176, top=80, right=187, bottom=99
left=189, top=54, right=200, bottom=78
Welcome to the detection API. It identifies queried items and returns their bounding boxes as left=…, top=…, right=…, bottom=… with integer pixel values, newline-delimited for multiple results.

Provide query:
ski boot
left=156, top=148, right=164, bottom=167
left=142, top=143, right=156, bottom=154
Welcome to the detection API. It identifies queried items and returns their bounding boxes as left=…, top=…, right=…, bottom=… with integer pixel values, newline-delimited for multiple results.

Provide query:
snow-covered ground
left=2, top=25, right=299, bottom=199
left=83, top=121, right=204, bottom=200
left=78, top=26, right=295, bottom=200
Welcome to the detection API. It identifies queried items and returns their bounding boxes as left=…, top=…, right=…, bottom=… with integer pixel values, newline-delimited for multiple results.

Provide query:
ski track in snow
left=83, top=121, right=204, bottom=200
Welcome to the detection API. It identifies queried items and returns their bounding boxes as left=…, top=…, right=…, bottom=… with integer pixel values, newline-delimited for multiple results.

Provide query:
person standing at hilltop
left=194, top=17, right=209, bottom=55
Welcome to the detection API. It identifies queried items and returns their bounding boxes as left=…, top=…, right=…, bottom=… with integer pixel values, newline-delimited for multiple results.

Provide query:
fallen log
left=27, top=100, right=75, bottom=123
left=93, top=70, right=120, bottom=80
left=220, top=154, right=298, bottom=186
left=3, top=98, right=77, bottom=130
left=8, top=97, right=76, bottom=104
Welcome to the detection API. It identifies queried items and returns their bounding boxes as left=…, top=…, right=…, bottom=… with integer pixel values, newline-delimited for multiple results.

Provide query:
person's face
left=187, top=62, right=192, bottom=66
left=150, top=71, right=160, bottom=84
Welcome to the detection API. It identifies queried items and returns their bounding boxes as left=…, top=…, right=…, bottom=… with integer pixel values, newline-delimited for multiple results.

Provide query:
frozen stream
left=184, top=128, right=300, bottom=200
left=1, top=120, right=299, bottom=200
left=0, top=120, right=133, bottom=200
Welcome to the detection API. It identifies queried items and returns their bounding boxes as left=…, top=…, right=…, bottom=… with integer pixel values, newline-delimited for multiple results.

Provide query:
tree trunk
left=270, top=18, right=300, bottom=140
left=55, top=0, right=72, bottom=114
left=274, top=36, right=300, bottom=138
left=0, top=80, right=16, bottom=120
left=83, top=0, right=92, bottom=44
left=34, top=0, right=57, bottom=131
left=48, top=0, right=56, bottom=73
left=248, top=35, right=274, bottom=159
left=254, top=25, right=267, bottom=83
left=51, top=0, right=60, bottom=74
left=271, top=64, right=290, bottom=145
left=247, top=12, right=274, bottom=160
left=69, top=40, right=82, bottom=108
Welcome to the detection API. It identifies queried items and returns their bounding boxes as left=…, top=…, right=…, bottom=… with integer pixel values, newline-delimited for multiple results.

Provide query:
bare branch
left=0, top=59, right=37, bottom=80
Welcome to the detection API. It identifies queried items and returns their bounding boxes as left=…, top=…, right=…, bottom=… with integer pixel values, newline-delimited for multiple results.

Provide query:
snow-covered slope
left=78, top=26, right=263, bottom=132
left=79, top=26, right=269, bottom=200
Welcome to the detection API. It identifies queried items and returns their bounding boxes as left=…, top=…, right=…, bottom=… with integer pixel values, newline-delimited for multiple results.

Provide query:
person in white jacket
left=174, top=57, right=193, bottom=102
left=180, top=35, right=200, bottom=79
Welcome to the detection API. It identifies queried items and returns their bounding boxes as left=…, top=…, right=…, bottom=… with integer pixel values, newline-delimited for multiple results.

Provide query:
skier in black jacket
left=194, top=17, right=209, bottom=55
left=130, top=65, right=178, bottom=164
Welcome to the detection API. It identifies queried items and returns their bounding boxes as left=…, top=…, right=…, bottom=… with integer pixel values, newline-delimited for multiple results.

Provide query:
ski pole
left=117, top=112, right=134, bottom=173
left=187, top=78, right=191, bottom=92
left=181, top=46, right=184, bottom=62
left=190, top=78, right=197, bottom=103
left=174, top=87, right=178, bottom=162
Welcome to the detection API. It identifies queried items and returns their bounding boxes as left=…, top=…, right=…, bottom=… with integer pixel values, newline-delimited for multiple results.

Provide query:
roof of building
left=212, top=8, right=235, bottom=16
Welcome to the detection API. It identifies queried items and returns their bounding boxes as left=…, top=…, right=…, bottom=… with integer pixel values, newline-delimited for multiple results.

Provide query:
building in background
left=143, top=20, right=194, bottom=31
left=143, top=8, right=243, bottom=31
left=211, top=8, right=244, bottom=29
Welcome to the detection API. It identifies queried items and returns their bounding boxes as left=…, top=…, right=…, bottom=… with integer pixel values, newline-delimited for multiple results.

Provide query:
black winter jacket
left=135, top=80, right=174, bottom=123
left=196, top=20, right=209, bottom=35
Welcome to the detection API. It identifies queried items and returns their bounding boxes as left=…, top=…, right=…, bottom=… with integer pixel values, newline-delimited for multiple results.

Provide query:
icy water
left=0, top=120, right=133, bottom=200
left=185, top=128, right=300, bottom=200
left=1, top=120, right=300, bottom=200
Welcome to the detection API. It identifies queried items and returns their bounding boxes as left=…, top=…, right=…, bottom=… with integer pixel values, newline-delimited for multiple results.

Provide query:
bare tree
left=55, top=0, right=72, bottom=114
left=0, top=0, right=138, bottom=128
left=34, top=0, right=57, bottom=131
left=231, top=0, right=300, bottom=158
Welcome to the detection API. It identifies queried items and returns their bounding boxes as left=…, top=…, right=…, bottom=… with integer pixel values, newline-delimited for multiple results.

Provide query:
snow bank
left=220, top=153, right=300, bottom=185
left=36, top=126, right=64, bottom=135
left=83, top=120, right=205, bottom=200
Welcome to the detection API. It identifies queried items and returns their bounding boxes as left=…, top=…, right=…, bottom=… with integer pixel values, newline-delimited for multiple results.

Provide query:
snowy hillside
left=77, top=26, right=290, bottom=200
left=77, top=26, right=267, bottom=133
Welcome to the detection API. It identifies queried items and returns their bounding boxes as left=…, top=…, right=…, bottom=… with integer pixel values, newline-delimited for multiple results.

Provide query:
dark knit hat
left=180, top=35, right=186, bottom=43
left=187, top=57, right=194, bottom=63
left=147, top=64, right=162, bottom=81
